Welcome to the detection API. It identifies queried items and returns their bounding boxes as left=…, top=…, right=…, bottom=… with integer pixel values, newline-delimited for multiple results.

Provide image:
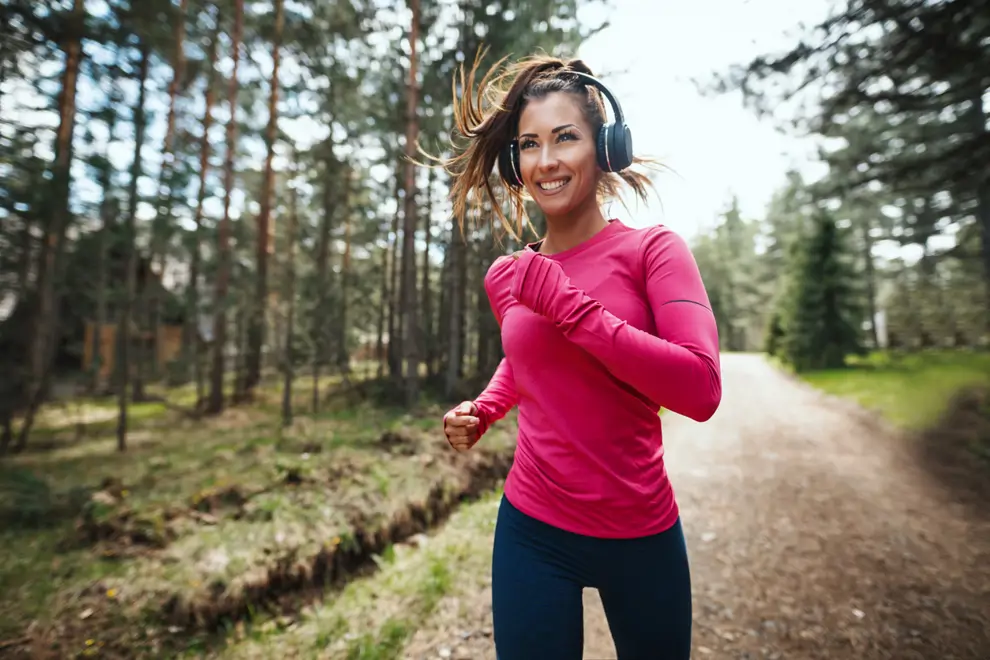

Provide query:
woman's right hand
left=443, top=401, right=480, bottom=451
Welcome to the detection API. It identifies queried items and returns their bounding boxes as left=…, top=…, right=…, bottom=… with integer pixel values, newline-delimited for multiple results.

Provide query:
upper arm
left=642, top=226, right=713, bottom=311
left=642, top=227, right=719, bottom=354
left=484, top=255, right=515, bottom=328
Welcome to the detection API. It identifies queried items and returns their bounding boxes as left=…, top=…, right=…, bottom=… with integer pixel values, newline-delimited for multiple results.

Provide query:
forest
left=0, top=0, right=988, bottom=658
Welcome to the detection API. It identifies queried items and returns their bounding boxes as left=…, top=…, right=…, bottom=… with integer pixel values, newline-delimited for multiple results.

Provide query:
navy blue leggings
left=491, top=495, right=692, bottom=660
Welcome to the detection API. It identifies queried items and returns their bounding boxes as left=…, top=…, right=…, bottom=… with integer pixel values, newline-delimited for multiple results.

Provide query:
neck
left=539, top=197, right=609, bottom=255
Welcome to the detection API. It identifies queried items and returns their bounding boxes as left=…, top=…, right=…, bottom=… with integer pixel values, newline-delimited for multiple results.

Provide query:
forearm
left=473, top=357, right=519, bottom=435
left=510, top=241, right=721, bottom=421
left=550, top=291, right=721, bottom=420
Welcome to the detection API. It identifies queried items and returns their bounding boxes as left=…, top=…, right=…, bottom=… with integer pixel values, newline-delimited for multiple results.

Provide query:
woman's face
left=516, top=92, right=599, bottom=218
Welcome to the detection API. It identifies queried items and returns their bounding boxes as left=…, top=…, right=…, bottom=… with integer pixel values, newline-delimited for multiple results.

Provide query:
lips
left=537, top=177, right=571, bottom=194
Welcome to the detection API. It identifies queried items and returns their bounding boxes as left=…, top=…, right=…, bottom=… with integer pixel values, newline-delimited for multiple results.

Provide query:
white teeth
left=539, top=179, right=569, bottom=191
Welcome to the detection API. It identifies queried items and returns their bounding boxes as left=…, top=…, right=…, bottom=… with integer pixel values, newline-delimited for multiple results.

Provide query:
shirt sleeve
left=474, top=357, right=518, bottom=436
left=473, top=258, right=521, bottom=436
left=509, top=228, right=722, bottom=422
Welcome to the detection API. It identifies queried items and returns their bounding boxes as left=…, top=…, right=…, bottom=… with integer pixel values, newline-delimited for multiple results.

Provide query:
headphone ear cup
left=498, top=141, right=523, bottom=188
left=613, top=123, right=633, bottom=171
left=498, top=141, right=522, bottom=188
left=596, top=124, right=612, bottom=172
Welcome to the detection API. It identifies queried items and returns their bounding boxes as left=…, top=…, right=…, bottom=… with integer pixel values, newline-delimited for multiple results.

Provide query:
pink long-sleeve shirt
left=473, top=218, right=721, bottom=539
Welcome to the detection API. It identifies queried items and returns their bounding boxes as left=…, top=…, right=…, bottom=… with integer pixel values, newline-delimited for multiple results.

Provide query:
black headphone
left=497, top=71, right=633, bottom=189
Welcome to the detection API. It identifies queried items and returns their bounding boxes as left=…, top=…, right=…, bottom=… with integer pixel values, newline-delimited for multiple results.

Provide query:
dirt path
left=403, top=353, right=990, bottom=660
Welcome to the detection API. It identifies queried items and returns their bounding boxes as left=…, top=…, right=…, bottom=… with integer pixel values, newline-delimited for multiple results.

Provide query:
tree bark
left=207, top=0, right=244, bottom=415
left=185, top=4, right=221, bottom=407
left=444, top=220, right=467, bottom=398
left=376, top=174, right=400, bottom=379
left=91, top=84, right=120, bottom=394
left=421, top=165, right=435, bottom=378
left=147, top=0, right=188, bottom=381
left=16, top=0, right=85, bottom=450
left=247, top=0, right=285, bottom=392
left=399, top=0, right=422, bottom=405
left=339, top=165, right=354, bottom=377
left=116, top=43, right=151, bottom=452
left=281, top=152, right=299, bottom=427
left=386, top=165, right=403, bottom=378
left=311, top=152, right=334, bottom=413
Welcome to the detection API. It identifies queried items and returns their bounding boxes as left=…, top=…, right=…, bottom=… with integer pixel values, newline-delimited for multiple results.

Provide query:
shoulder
left=637, top=223, right=691, bottom=252
left=635, top=223, right=698, bottom=270
left=483, top=254, right=517, bottom=316
left=485, top=254, right=516, bottom=289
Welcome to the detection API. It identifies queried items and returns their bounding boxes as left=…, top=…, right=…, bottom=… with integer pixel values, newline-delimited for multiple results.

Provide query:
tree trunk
left=399, top=0, right=421, bottom=405
left=386, top=166, right=403, bottom=378
left=375, top=175, right=400, bottom=379
left=421, top=165, right=435, bottom=378
left=338, top=165, right=354, bottom=376
left=971, top=93, right=990, bottom=334
left=147, top=0, right=188, bottom=382
left=281, top=152, right=299, bottom=427
left=185, top=5, right=220, bottom=407
left=476, top=232, right=493, bottom=373
left=444, top=221, right=467, bottom=398
left=436, top=231, right=452, bottom=377
left=860, top=214, right=879, bottom=348
left=207, top=0, right=244, bottom=415
left=16, top=0, right=85, bottom=450
left=311, top=152, right=334, bottom=413
left=339, top=167, right=354, bottom=374
left=92, top=96, right=119, bottom=394
left=116, top=43, right=151, bottom=452
left=247, top=0, right=285, bottom=393
left=234, top=276, right=248, bottom=399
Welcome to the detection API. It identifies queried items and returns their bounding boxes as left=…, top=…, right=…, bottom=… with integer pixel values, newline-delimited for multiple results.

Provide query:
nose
left=537, top=143, right=559, bottom=172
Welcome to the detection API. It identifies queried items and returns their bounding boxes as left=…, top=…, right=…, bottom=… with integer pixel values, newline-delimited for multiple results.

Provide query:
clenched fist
left=443, top=401, right=480, bottom=451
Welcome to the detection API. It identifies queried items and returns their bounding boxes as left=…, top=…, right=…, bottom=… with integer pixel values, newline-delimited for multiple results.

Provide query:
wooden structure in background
left=82, top=321, right=184, bottom=381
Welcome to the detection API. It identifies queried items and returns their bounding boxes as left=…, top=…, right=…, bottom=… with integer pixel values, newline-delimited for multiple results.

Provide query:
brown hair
left=421, top=46, right=662, bottom=241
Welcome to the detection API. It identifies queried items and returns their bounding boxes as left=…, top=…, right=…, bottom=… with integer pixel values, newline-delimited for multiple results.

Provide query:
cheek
left=569, top=144, right=599, bottom=176
left=570, top=147, right=599, bottom=188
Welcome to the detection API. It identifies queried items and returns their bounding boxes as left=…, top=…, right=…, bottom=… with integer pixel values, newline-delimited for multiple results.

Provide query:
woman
left=437, top=50, right=722, bottom=659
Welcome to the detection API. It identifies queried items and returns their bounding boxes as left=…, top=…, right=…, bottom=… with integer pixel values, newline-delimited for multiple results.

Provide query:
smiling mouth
left=538, top=178, right=571, bottom=193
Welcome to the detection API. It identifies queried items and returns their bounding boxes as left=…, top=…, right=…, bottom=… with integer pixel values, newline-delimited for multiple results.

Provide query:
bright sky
left=574, top=0, right=832, bottom=239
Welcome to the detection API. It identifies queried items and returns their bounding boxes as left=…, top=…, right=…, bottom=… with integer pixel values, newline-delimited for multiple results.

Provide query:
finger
left=455, top=401, right=476, bottom=415
left=452, top=425, right=479, bottom=439
left=450, top=437, right=476, bottom=451
left=446, top=415, right=479, bottom=428
left=445, top=422, right=476, bottom=438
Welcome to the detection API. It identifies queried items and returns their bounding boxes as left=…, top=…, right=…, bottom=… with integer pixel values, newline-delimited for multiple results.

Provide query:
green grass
left=797, top=350, right=990, bottom=430
left=22, top=369, right=351, bottom=445
left=0, top=382, right=518, bottom=647
left=192, top=490, right=502, bottom=659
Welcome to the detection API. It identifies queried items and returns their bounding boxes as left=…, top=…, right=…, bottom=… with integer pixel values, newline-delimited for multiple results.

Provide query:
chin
left=536, top=198, right=576, bottom=218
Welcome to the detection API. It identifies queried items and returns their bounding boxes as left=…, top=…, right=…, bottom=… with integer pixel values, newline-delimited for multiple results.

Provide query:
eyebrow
left=518, top=124, right=577, bottom=139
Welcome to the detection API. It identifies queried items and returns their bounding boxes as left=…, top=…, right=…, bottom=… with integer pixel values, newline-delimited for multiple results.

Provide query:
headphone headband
left=564, top=70, right=625, bottom=126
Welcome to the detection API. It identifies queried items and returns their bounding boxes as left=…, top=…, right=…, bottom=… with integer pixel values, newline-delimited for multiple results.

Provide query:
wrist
left=511, top=249, right=561, bottom=317
left=509, top=248, right=539, bottom=303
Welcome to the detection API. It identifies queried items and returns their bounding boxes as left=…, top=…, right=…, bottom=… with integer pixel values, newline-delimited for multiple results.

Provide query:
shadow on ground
left=913, top=384, right=990, bottom=518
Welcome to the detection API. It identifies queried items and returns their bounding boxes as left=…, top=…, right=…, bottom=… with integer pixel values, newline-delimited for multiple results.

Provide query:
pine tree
left=779, top=209, right=864, bottom=371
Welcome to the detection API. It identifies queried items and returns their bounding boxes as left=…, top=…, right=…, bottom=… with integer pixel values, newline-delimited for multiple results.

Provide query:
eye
left=519, top=138, right=537, bottom=150
left=556, top=131, right=577, bottom=142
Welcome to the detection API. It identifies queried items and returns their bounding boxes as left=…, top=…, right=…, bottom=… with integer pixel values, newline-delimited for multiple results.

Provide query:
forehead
left=517, top=92, right=590, bottom=134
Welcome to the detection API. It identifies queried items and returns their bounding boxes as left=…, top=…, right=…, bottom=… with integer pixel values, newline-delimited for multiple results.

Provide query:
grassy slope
left=793, top=350, right=990, bottom=430
left=191, top=491, right=502, bottom=660
left=0, top=375, right=517, bottom=655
